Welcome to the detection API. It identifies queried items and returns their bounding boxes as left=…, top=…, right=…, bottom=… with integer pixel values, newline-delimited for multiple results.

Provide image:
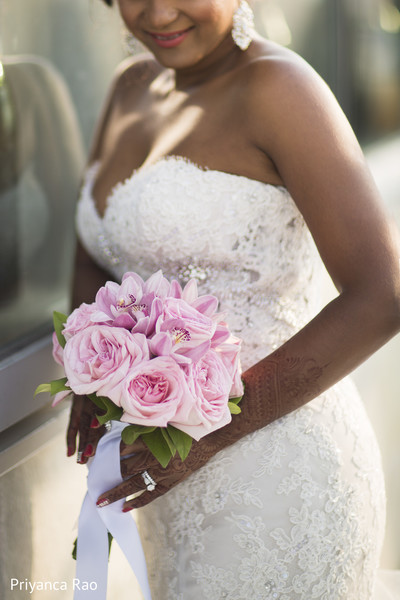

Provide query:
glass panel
left=0, top=0, right=125, bottom=359
left=2, top=0, right=399, bottom=359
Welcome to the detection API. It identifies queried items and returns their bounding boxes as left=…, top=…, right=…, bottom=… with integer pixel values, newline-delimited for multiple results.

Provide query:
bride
left=68, top=0, right=400, bottom=598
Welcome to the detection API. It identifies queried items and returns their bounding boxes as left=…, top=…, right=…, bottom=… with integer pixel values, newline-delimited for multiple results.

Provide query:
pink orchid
left=91, top=271, right=169, bottom=336
left=154, top=296, right=218, bottom=355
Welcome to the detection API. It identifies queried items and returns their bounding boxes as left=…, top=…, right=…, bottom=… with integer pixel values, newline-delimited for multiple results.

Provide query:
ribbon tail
left=74, top=493, right=109, bottom=599
left=74, top=422, right=152, bottom=599
left=101, top=503, right=152, bottom=600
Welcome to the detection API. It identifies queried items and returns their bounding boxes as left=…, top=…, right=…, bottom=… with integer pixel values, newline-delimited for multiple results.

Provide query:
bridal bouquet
left=36, top=270, right=243, bottom=466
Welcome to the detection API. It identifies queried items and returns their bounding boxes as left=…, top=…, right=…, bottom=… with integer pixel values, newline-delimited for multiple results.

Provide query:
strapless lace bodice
left=76, top=156, right=390, bottom=600
left=76, top=156, right=324, bottom=370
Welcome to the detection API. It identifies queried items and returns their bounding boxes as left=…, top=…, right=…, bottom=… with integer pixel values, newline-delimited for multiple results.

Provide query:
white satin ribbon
left=74, top=421, right=152, bottom=600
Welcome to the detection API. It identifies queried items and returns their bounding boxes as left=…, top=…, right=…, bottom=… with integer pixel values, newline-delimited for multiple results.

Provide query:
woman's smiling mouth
left=148, top=27, right=194, bottom=48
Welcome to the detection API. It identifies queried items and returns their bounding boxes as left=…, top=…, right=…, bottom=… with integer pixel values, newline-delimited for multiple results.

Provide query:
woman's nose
left=145, top=0, right=179, bottom=29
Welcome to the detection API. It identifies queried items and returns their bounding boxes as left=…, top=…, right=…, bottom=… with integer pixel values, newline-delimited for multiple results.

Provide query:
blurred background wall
left=0, top=0, right=399, bottom=598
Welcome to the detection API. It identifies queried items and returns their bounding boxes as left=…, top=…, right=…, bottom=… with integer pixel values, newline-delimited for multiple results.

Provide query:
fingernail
left=67, top=446, right=74, bottom=457
left=122, top=506, right=134, bottom=513
left=77, top=451, right=84, bottom=463
left=83, top=444, right=93, bottom=457
left=90, top=417, right=100, bottom=428
left=96, top=498, right=110, bottom=508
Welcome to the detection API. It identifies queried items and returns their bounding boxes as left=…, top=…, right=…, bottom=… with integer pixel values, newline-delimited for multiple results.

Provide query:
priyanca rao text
left=10, top=578, right=97, bottom=593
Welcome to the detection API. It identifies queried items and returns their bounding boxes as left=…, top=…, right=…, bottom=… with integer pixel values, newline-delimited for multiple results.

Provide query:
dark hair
left=102, top=0, right=113, bottom=5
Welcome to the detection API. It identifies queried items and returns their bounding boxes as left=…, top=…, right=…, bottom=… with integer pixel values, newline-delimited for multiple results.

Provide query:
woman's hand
left=95, top=440, right=204, bottom=511
left=96, top=425, right=232, bottom=511
left=66, top=394, right=107, bottom=463
left=93, top=351, right=330, bottom=511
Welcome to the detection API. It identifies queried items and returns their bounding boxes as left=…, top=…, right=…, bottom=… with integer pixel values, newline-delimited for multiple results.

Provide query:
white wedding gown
left=76, top=156, right=399, bottom=600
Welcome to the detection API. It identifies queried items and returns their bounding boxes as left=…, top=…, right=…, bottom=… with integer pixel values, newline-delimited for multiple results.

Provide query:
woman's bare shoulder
left=241, top=38, right=353, bottom=155
left=88, top=54, right=163, bottom=161
left=243, top=38, right=331, bottom=104
left=111, top=53, right=164, bottom=96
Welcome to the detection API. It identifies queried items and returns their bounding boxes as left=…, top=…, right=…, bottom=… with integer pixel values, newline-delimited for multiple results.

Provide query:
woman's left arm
left=98, top=55, right=400, bottom=509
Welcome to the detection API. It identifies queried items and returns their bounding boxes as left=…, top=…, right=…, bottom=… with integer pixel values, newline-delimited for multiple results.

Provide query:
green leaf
left=89, top=395, right=123, bottom=424
left=34, top=377, right=70, bottom=397
left=72, top=537, right=77, bottom=561
left=167, top=425, right=193, bottom=462
left=72, top=532, right=113, bottom=562
left=50, top=377, right=69, bottom=394
left=228, top=395, right=243, bottom=405
left=121, top=424, right=157, bottom=445
left=53, top=311, right=68, bottom=348
left=142, top=429, right=174, bottom=468
left=160, top=428, right=178, bottom=456
left=228, top=402, right=242, bottom=415
left=107, top=532, right=113, bottom=558
left=121, top=427, right=141, bottom=446
left=88, top=393, right=107, bottom=411
left=34, top=383, right=52, bottom=396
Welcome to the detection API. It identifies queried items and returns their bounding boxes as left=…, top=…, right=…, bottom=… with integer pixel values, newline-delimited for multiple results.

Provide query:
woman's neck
left=172, top=33, right=244, bottom=91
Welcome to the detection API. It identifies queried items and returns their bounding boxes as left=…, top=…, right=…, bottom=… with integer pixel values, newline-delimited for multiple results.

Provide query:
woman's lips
left=148, top=28, right=193, bottom=48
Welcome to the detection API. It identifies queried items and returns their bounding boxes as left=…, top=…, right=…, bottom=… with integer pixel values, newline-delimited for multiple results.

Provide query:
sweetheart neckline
left=85, top=154, right=289, bottom=221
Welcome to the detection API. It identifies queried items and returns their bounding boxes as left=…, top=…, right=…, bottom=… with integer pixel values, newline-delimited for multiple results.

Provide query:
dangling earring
left=232, top=0, right=255, bottom=51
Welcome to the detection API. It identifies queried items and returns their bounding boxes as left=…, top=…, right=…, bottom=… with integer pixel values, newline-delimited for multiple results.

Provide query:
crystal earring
left=232, top=0, right=255, bottom=51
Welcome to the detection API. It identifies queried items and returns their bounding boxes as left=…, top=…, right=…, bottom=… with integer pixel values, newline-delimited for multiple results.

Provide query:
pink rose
left=52, top=390, right=71, bottom=407
left=176, top=350, right=233, bottom=440
left=116, top=356, right=195, bottom=428
left=63, top=326, right=149, bottom=398
left=63, top=303, right=99, bottom=341
left=216, top=335, right=244, bottom=398
left=52, top=332, right=64, bottom=366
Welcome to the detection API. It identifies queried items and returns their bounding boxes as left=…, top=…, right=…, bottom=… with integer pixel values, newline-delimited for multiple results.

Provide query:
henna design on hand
left=101, top=348, right=328, bottom=510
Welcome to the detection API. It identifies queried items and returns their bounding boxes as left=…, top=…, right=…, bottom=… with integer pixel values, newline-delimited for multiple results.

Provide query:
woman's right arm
left=65, top=58, right=130, bottom=462
left=66, top=242, right=112, bottom=463
left=66, top=54, right=163, bottom=462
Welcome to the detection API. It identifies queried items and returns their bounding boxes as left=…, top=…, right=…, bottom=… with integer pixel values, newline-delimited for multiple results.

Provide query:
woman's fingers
left=97, top=457, right=191, bottom=510
left=66, top=395, right=106, bottom=463
left=96, top=476, right=145, bottom=507
left=81, top=423, right=107, bottom=460
left=122, top=481, right=171, bottom=511
left=120, top=437, right=148, bottom=456
left=121, top=469, right=187, bottom=510
left=96, top=473, right=173, bottom=510
left=76, top=398, right=95, bottom=462
left=66, top=395, right=83, bottom=457
left=97, top=464, right=166, bottom=505
left=120, top=451, right=159, bottom=478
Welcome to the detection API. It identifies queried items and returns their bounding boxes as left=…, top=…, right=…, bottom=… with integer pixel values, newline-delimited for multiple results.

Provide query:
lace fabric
left=77, top=156, right=323, bottom=369
left=76, top=156, right=389, bottom=599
